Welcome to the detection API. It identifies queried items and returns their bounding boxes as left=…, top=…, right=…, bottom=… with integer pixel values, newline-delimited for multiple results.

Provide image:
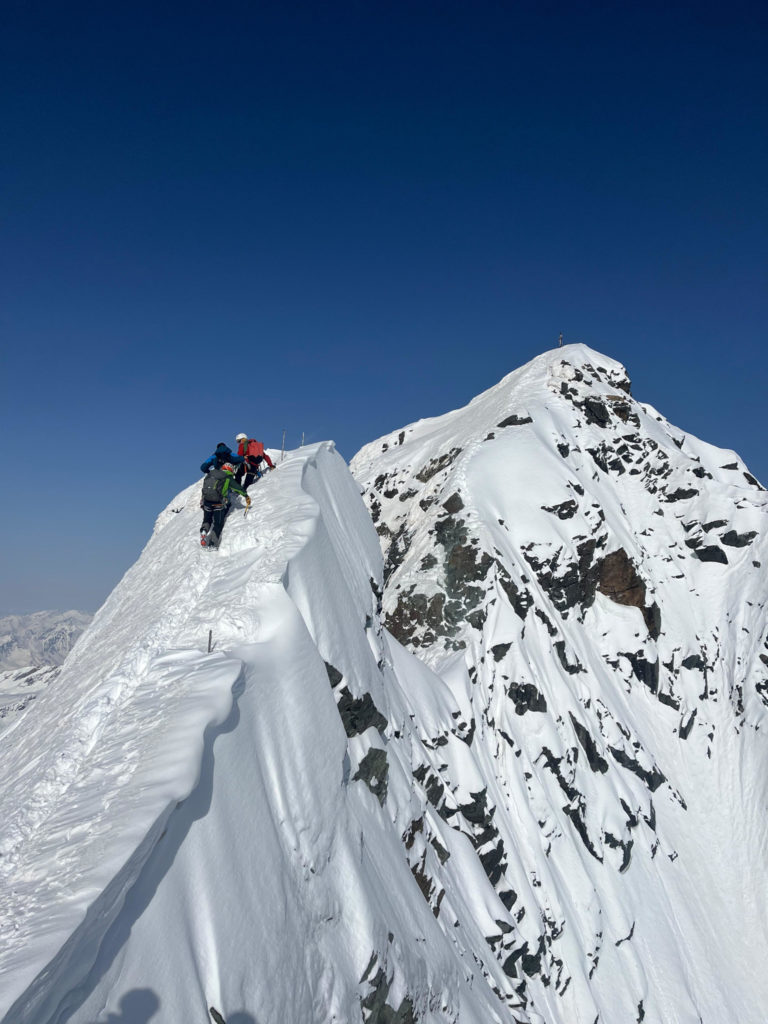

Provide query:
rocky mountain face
left=0, top=611, right=92, bottom=671
left=3, top=346, right=767, bottom=1024
left=352, top=344, right=768, bottom=1023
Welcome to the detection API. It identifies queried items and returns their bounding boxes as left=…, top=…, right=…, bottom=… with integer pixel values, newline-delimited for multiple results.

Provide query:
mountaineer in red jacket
left=235, top=433, right=275, bottom=489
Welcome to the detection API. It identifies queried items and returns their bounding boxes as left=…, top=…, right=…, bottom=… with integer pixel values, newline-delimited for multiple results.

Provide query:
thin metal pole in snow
left=207, top=630, right=213, bottom=654
left=558, top=332, right=563, bottom=347
left=300, top=432, right=305, bottom=447
left=281, top=428, right=286, bottom=463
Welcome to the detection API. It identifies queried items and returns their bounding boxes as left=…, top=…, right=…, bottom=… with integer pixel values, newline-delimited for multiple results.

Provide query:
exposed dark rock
left=386, top=588, right=448, bottom=647
left=619, top=652, right=659, bottom=694
left=665, top=488, right=699, bottom=502
left=720, top=529, right=757, bottom=547
left=534, top=608, right=558, bottom=637
left=522, top=537, right=603, bottom=618
left=609, top=400, right=632, bottom=423
left=337, top=687, right=388, bottom=737
left=361, top=967, right=417, bottom=1024
left=702, top=519, right=728, bottom=531
left=403, top=817, right=423, bottom=850
left=420, top=553, right=438, bottom=570
left=744, top=472, right=764, bottom=488
left=570, top=714, right=609, bottom=773
left=720, top=463, right=738, bottom=470
left=679, top=709, right=697, bottom=739
left=609, top=746, right=666, bottom=792
left=430, top=835, right=450, bottom=864
left=325, top=661, right=343, bottom=688
left=353, top=748, right=389, bottom=805
left=370, top=576, right=383, bottom=614
left=507, top=682, right=548, bottom=714
left=689, top=544, right=728, bottom=564
left=498, top=414, right=533, bottom=427
left=460, top=788, right=492, bottom=826
left=491, top=642, right=512, bottom=662
left=582, top=398, right=610, bottom=427
left=554, top=641, right=585, bottom=674
left=415, top=447, right=463, bottom=483
left=499, top=889, right=518, bottom=911
left=603, top=831, right=633, bottom=872
left=383, top=523, right=413, bottom=583
left=557, top=442, right=570, bottom=458
left=479, top=838, right=507, bottom=886
left=540, top=747, right=602, bottom=860
left=682, top=654, right=706, bottom=672
left=496, top=562, right=533, bottom=620
left=596, top=549, right=661, bottom=639
left=442, top=492, right=464, bottom=514
left=398, top=488, right=417, bottom=502
left=542, top=499, right=578, bottom=520
left=586, top=443, right=627, bottom=474
left=657, top=690, right=680, bottom=710
left=414, top=765, right=446, bottom=813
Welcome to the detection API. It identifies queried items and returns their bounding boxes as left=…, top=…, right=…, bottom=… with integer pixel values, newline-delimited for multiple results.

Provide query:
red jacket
left=237, top=438, right=275, bottom=469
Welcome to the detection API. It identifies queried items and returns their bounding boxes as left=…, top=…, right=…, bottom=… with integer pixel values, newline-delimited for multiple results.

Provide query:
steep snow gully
left=2, top=345, right=768, bottom=1024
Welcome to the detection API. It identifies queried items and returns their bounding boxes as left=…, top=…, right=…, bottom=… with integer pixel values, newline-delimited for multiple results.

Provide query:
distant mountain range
left=0, top=610, right=92, bottom=671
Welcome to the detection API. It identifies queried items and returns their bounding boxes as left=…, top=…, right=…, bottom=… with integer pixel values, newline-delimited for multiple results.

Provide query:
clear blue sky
left=2, top=0, right=766, bottom=613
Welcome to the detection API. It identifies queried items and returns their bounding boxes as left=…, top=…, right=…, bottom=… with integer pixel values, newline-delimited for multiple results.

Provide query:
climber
left=234, top=433, right=275, bottom=489
left=200, top=442, right=245, bottom=475
left=200, top=463, right=250, bottom=548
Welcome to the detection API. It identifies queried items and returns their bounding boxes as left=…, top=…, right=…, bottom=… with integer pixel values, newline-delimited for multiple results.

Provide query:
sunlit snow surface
left=2, top=345, right=768, bottom=1024
left=352, top=345, right=768, bottom=1023
left=0, top=445, right=517, bottom=1024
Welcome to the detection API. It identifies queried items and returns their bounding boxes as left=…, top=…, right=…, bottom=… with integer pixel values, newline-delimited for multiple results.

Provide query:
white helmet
left=235, top=433, right=247, bottom=442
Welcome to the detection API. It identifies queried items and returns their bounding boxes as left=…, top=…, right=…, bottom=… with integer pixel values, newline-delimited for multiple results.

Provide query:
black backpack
left=202, top=472, right=227, bottom=504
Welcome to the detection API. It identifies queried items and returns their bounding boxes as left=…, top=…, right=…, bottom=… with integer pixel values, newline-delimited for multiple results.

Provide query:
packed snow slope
left=352, top=344, right=768, bottom=1024
left=0, top=445, right=531, bottom=1024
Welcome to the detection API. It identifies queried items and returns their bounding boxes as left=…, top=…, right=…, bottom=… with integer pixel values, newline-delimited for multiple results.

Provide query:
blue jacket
left=200, top=443, right=245, bottom=474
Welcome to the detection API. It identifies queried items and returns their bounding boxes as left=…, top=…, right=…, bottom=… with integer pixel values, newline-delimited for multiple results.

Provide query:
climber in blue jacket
left=200, top=442, right=245, bottom=474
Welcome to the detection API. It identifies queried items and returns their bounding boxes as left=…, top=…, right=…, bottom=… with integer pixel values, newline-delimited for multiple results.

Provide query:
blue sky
left=2, top=0, right=766, bottom=613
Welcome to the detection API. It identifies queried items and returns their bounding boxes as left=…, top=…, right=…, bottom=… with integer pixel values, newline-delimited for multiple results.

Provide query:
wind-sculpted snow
left=0, top=444, right=529, bottom=1024
left=353, top=344, right=768, bottom=1023
left=4, top=346, right=768, bottom=1024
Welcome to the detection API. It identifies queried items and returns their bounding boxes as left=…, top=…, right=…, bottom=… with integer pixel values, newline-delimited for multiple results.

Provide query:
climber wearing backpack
left=234, top=433, right=275, bottom=489
left=200, top=463, right=250, bottom=548
left=200, top=442, right=245, bottom=475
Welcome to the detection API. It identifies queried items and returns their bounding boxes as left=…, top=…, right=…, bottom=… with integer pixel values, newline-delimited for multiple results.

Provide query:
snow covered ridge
left=352, top=343, right=768, bottom=1023
left=0, top=610, right=92, bottom=671
left=0, top=444, right=533, bottom=1024
left=3, top=345, right=768, bottom=1024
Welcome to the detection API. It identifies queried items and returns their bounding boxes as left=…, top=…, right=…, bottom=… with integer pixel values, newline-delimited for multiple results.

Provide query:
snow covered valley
left=2, top=345, right=767, bottom=1024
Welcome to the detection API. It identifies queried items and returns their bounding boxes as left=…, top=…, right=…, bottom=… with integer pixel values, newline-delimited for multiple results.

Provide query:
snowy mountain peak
left=352, top=344, right=768, bottom=1021
left=2, top=347, right=767, bottom=1024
